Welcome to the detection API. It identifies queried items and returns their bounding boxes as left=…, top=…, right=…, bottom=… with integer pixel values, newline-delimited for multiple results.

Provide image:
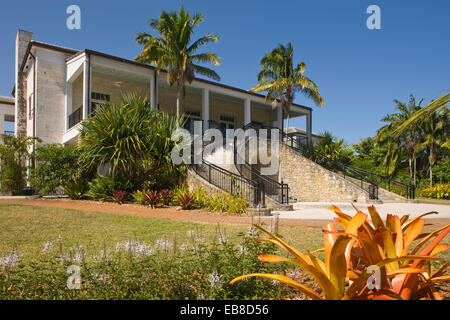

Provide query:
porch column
left=244, top=98, right=251, bottom=126
left=306, top=110, right=312, bottom=144
left=202, top=88, right=210, bottom=131
left=276, top=103, right=283, bottom=129
left=82, top=54, right=91, bottom=120
left=65, top=82, right=72, bottom=131
left=149, top=73, right=155, bottom=110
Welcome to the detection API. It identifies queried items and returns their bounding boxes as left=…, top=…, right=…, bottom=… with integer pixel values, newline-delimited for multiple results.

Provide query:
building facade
left=12, top=30, right=313, bottom=146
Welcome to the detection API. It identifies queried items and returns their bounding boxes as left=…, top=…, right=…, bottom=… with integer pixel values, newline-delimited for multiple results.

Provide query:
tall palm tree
left=135, top=5, right=221, bottom=117
left=377, top=95, right=423, bottom=184
left=418, top=109, right=449, bottom=186
left=252, top=43, right=324, bottom=129
left=395, top=89, right=449, bottom=136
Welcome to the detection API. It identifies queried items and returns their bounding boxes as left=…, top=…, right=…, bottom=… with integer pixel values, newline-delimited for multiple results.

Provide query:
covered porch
left=63, top=50, right=313, bottom=144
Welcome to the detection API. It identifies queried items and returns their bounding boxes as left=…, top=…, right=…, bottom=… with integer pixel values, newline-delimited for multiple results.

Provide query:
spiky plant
left=231, top=205, right=449, bottom=300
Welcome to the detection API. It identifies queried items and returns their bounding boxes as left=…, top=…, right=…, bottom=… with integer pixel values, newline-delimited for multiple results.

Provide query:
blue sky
left=0, top=0, right=449, bottom=144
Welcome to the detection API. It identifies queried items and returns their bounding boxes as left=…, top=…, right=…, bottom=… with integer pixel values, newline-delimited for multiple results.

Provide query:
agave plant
left=230, top=205, right=449, bottom=300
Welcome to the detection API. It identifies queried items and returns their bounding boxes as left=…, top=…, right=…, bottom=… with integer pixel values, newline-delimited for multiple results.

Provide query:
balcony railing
left=68, top=107, right=83, bottom=129
left=3, top=131, right=15, bottom=136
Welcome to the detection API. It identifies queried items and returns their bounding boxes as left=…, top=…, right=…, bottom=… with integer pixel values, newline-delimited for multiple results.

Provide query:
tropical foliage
left=421, top=184, right=450, bottom=200
left=231, top=205, right=450, bottom=300
left=252, top=42, right=323, bottom=128
left=0, top=135, right=38, bottom=195
left=77, top=94, right=186, bottom=194
left=30, top=144, right=80, bottom=195
left=353, top=94, right=449, bottom=191
left=135, top=5, right=221, bottom=117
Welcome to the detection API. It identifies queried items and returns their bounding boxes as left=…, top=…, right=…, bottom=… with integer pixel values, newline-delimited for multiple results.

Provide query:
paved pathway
left=275, top=201, right=450, bottom=220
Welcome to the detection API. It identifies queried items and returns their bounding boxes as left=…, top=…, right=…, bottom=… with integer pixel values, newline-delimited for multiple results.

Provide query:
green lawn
left=0, top=203, right=448, bottom=264
left=0, top=204, right=324, bottom=261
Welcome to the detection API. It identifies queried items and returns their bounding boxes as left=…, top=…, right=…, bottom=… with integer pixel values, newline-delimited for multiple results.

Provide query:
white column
left=244, top=98, right=251, bottom=126
left=306, top=111, right=312, bottom=144
left=65, top=82, right=72, bottom=131
left=149, top=73, right=155, bottom=110
left=276, top=103, right=282, bottom=129
left=202, top=88, right=210, bottom=131
left=82, top=55, right=90, bottom=120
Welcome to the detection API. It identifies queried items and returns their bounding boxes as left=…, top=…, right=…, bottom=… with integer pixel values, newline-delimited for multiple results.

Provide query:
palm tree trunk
left=176, top=89, right=181, bottom=118
left=413, top=157, right=417, bottom=186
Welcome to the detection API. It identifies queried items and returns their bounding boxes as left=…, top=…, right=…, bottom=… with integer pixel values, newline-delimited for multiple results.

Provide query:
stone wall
left=35, top=53, right=69, bottom=144
left=279, top=144, right=369, bottom=203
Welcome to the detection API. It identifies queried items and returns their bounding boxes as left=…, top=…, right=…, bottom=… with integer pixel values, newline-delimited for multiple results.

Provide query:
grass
left=0, top=204, right=323, bottom=261
left=0, top=203, right=447, bottom=264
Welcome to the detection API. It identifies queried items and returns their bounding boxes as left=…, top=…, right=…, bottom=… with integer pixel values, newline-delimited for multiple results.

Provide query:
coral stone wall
left=279, top=144, right=369, bottom=203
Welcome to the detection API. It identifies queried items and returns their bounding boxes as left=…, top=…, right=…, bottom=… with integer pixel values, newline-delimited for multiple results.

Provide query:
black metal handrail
left=3, top=131, right=14, bottom=136
left=189, top=135, right=265, bottom=207
left=68, top=106, right=83, bottom=129
left=244, top=123, right=380, bottom=200
left=244, top=122, right=416, bottom=200
left=233, top=139, right=289, bottom=204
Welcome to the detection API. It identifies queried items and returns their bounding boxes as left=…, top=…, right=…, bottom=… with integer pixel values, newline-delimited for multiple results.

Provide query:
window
left=90, top=92, right=110, bottom=115
left=219, top=115, right=235, bottom=136
left=4, top=115, right=15, bottom=136
left=184, top=110, right=202, bottom=134
left=28, top=93, right=34, bottom=120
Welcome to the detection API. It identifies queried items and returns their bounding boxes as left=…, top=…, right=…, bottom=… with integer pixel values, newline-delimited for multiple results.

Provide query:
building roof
left=0, top=96, right=15, bottom=105
left=14, top=38, right=312, bottom=112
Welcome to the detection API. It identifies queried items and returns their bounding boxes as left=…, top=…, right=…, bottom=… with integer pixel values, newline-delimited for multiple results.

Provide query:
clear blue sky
left=1, top=0, right=449, bottom=144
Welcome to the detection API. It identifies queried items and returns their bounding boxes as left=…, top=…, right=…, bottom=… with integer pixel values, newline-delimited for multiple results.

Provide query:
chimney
left=14, top=30, right=33, bottom=137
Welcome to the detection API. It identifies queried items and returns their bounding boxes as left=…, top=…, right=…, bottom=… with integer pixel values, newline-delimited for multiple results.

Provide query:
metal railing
left=243, top=123, right=385, bottom=200
left=189, top=135, right=265, bottom=207
left=233, top=139, right=290, bottom=204
left=190, top=159, right=264, bottom=207
left=68, top=107, right=82, bottom=129
left=246, top=122, right=416, bottom=200
left=3, top=131, right=15, bottom=136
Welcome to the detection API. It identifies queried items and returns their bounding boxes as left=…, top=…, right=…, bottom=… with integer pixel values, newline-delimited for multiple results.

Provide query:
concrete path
left=275, top=202, right=450, bottom=220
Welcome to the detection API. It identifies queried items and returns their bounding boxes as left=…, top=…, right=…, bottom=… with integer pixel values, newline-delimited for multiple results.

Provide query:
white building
left=12, top=30, right=313, bottom=146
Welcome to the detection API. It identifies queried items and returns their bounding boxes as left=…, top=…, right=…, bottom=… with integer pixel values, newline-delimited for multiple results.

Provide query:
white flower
left=0, top=249, right=21, bottom=268
left=187, top=230, right=195, bottom=237
left=208, top=272, right=222, bottom=288
left=247, top=226, right=257, bottom=237
left=239, top=245, right=248, bottom=255
left=156, top=238, right=173, bottom=251
left=42, top=240, right=53, bottom=254
left=195, top=237, right=205, bottom=243
left=218, top=234, right=227, bottom=244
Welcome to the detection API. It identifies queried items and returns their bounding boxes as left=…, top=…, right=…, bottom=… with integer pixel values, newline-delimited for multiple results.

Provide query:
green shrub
left=421, top=183, right=450, bottom=199
left=63, top=178, right=89, bottom=200
left=131, top=190, right=147, bottom=205
left=0, top=135, right=37, bottom=195
left=191, top=188, right=248, bottom=215
left=87, top=175, right=132, bottom=201
left=29, top=144, right=80, bottom=195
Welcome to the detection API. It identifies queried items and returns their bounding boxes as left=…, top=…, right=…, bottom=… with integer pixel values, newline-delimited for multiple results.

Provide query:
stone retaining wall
left=279, top=144, right=369, bottom=203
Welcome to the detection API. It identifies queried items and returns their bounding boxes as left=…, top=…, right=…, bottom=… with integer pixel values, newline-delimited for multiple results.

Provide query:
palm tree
left=395, top=89, right=449, bottom=136
left=377, top=95, right=423, bottom=185
left=252, top=43, right=324, bottom=129
left=417, top=109, right=449, bottom=186
left=135, top=5, right=221, bottom=117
